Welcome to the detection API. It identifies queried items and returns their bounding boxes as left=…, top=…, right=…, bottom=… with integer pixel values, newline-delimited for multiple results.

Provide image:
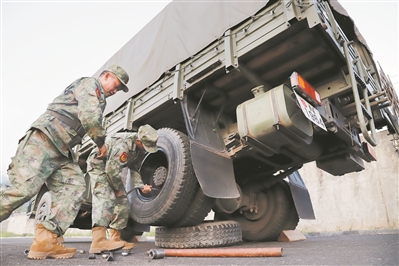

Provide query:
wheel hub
left=242, top=192, right=267, bottom=221
left=153, top=166, right=167, bottom=186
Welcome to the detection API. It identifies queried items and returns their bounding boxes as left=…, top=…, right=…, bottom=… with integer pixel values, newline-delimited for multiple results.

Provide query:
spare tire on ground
left=155, top=220, right=242, bottom=248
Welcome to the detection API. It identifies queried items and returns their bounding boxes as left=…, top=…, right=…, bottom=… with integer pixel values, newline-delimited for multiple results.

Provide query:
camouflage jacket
left=88, top=132, right=145, bottom=190
left=30, top=77, right=107, bottom=157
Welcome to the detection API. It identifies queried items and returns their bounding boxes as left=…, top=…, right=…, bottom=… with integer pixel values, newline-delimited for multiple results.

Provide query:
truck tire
left=127, top=128, right=198, bottom=226
left=120, top=217, right=144, bottom=242
left=215, top=180, right=298, bottom=241
left=172, top=188, right=215, bottom=228
left=35, top=192, right=51, bottom=228
left=155, top=220, right=242, bottom=248
left=284, top=208, right=300, bottom=231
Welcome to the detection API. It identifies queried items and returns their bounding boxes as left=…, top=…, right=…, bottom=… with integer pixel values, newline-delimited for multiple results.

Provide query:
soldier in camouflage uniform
left=86, top=124, right=158, bottom=253
left=0, top=64, right=129, bottom=260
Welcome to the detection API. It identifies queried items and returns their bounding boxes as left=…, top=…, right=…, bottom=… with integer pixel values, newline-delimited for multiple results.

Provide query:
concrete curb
left=304, top=228, right=399, bottom=237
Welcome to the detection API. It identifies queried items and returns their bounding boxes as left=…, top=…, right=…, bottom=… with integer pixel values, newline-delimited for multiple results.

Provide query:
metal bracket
left=282, top=0, right=296, bottom=26
left=124, top=99, right=134, bottom=130
left=323, top=0, right=342, bottom=43
left=224, top=29, right=238, bottom=73
left=172, top=64, right=184, bottom=100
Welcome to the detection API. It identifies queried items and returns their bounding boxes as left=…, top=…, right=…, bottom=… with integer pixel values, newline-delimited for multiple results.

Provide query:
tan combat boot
left=28, top=224, right=76, bottom=259
left=109, top=228, right=135, bottom=250
left=89, top=226, right=125, bottom=254
left=57, top=235, right=64, bottom=243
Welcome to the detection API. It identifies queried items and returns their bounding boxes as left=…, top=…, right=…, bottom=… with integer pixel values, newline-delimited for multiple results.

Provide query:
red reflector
left=290, top=72, right=321, bottom=106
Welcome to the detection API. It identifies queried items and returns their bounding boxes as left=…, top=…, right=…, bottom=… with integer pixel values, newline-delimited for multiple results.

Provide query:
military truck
left=31, top=0, right=399, bottom=243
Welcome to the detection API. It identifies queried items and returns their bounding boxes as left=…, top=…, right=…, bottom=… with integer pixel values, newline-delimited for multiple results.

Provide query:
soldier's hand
left=141, top=184, right=152, bottom=194
left=97, top=144, right=108, bottom=159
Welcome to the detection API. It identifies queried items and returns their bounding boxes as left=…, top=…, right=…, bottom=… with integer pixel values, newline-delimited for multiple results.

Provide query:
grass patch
left=0, top=231, right=33, bottom=238
left=64, top=232, right=92, bottom=237
left=64, top=229, right=92, bottom=237
left=299, top=227, right=316, bottom=234
left=143, top=226, right=156, bottom=237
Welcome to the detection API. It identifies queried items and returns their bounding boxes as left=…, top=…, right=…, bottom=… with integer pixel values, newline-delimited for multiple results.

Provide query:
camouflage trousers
left=0, top=129, right=86, bottom=235
left=87, top=154, right=129, bottom=230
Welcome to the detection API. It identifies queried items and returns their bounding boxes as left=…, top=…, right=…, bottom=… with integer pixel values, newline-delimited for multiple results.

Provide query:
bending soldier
left=86, top=124, right=158, bottom=253
left=0, top=65, right=129, bottom=259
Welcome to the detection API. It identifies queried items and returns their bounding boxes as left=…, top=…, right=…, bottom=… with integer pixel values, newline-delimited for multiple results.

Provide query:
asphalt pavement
left=0, top=229, right=397, bottom=265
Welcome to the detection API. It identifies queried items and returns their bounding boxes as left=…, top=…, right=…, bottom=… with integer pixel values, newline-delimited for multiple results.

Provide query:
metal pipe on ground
left=147, top=247, right=283, bottom=259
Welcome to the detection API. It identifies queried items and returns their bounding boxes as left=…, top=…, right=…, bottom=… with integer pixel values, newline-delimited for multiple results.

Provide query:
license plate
left=294, top=91, right=327, bottom=131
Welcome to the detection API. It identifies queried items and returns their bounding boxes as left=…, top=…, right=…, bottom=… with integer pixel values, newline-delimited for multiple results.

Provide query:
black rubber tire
left=155, top=220, right=242, bottom=248
left=120, top=217, right=144, bottom=242
left=172, top=188, right=215, bottom=228
left=215, top=180, right=298, bottom=241
left=35, top=191, right=51, bottom=228
left=127, top=128, right=198, bottom=226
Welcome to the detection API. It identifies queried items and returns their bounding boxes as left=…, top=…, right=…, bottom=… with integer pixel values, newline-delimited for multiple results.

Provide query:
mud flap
left=190, top=143, right=239, bottom=199
left=288, top=171, right=315, bottom=219
left=181, top=94, right=240, bottom=199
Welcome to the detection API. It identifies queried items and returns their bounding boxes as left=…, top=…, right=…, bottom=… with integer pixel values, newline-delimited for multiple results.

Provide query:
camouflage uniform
left=87, top=126, right=158, bottom=230
left=0, top=77, right=108, bottom=236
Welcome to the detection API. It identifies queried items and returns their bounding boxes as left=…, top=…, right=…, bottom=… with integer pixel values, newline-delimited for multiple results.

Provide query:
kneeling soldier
left=87, top=125, right=158, bottom=253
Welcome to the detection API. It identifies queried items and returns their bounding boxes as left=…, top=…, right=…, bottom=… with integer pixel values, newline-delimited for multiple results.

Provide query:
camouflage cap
left=138, top=125, right=158, bottom=153
left=105, top=64, right=129, bottom=92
